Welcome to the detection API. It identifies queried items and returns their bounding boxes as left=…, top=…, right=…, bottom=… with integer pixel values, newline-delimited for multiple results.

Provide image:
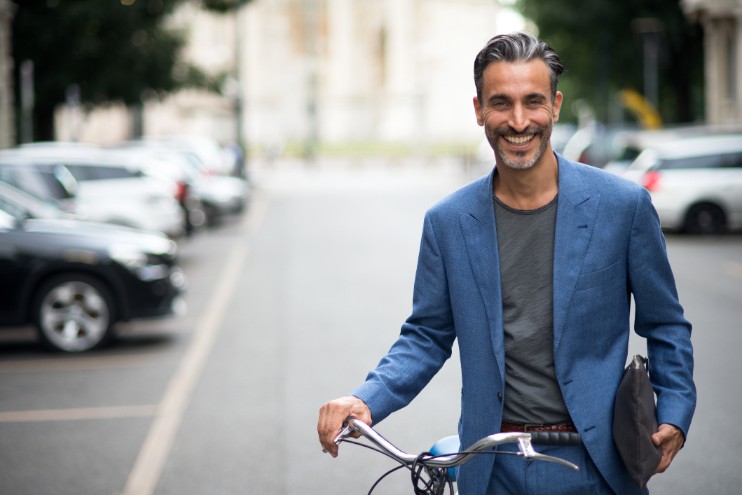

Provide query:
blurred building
left=62, top=0, right=526, bottom=156
left=237, top=0, right=509, bottom=156
left=682, top=0, right=742, bottom=124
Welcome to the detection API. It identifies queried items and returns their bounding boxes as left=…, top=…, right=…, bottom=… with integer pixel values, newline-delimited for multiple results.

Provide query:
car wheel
left=33, top=274, right=116, bottom=352
left=683, top=203, right=727, bottom=235
left=203, top=202, right=222, bottom=227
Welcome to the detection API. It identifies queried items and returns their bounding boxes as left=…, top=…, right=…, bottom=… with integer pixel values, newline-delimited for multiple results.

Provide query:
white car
left=116, top=141, right=249, bottom=226
left=0, top=147, right=185, bottom=238
left=622, top=134, right=742, bottom=234
left=139, top=135, right=242, bottom=177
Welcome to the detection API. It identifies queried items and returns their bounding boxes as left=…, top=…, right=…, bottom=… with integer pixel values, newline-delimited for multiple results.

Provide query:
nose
left=508, top=103, right=529, bottom=133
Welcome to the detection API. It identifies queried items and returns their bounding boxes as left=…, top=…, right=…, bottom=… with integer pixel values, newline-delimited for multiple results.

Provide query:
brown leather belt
left=500, top=421, right=578, bottom=433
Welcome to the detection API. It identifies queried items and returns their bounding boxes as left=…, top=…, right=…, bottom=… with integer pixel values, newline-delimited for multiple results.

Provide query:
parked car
left=603, top=123, right=742, bottom=176
left=0, top=146, right=186, bottom=238
left=561, top=122, right=639, bottom=169
left=139, top=135, right=242, bottom=176
left=0, top=185, right=186, bottom=352
left=622, top=134, right=742, bottom=234
left=102, top=146, right=207, bottom=235
left=117, top=141, right=249, bottom=226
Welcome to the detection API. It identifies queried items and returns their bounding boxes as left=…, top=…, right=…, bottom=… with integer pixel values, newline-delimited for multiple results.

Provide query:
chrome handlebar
left=335, top=417, right=579, bottom=471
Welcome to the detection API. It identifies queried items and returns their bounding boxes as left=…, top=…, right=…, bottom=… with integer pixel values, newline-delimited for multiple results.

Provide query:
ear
left=552, top=91, right=563, bottom=122
left=473, top=96, right=484, bottom=127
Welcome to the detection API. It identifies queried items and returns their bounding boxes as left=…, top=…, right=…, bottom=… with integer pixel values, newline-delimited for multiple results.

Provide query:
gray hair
left=474, top=32, right=564, bottom=102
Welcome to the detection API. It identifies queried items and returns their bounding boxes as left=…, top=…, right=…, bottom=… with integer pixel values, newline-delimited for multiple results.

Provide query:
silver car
left=0, top=146, right=186, bottom=238
left=622, top=134, right=742, bottom=234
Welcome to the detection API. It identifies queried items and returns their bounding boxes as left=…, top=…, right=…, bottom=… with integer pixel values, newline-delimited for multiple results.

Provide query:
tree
left=515, top=0, right=704, bottom=125
left=11, top=0, right=246, bottom=142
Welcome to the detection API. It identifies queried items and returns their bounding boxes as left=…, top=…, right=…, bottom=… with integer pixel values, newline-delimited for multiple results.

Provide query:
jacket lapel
left=552, top=157, right=601, bottom=350
left=458, top=159, right=600, bottom=381
left=459, top=171, right=506, bottom=383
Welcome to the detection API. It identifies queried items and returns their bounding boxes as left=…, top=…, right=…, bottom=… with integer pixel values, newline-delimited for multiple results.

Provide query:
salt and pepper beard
left=486, top=123, right=553, bottom=171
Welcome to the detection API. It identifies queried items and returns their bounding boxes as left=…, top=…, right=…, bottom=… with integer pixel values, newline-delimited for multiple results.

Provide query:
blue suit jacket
left=353, top=155, right=696, bottom=494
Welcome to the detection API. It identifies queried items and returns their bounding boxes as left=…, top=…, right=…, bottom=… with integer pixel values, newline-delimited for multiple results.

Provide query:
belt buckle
left=523, top=423, right=541, bottom=432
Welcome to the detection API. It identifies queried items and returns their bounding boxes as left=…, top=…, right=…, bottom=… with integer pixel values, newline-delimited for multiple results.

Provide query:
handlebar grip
left=528, top=431, right=582, bottom=445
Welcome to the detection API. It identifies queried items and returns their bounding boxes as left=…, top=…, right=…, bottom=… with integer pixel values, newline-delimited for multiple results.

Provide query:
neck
left=493, top=151, right=559, bottom=210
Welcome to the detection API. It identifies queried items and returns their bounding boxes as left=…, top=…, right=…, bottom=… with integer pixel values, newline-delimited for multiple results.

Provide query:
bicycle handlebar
left=335, top=417, right=579, bottom=472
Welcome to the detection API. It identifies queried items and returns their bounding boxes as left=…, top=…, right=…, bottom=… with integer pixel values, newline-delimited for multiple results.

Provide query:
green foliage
left=515, top=0, right=704, bottom=124
left=11, top=0, right=245, bottom=141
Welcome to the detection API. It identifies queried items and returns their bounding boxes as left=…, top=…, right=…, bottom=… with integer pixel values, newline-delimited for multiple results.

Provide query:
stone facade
left=683, top=0, right=742, bottom=124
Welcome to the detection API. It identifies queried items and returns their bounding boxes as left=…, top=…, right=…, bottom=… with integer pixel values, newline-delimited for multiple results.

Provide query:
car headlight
left=109, top=244, right=149, bottom=269
left=109, top=244, right=169, bottom=281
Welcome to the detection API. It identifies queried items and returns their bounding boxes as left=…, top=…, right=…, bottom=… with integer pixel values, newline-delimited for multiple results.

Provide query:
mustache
left=496, top=125, right=545, bottom=137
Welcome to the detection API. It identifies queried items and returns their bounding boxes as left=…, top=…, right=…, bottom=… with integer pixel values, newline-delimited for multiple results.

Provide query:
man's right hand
left=317, top=396, right=372, bottom=457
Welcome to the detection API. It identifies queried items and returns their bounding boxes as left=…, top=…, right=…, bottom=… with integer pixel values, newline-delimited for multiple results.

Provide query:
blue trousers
left=485, top=443, right=616, bottom=494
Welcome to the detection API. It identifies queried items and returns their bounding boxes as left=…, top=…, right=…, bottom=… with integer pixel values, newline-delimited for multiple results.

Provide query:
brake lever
left=333, top=422, right=354, bottom=444
left=517, top=437, right=580, bottom=471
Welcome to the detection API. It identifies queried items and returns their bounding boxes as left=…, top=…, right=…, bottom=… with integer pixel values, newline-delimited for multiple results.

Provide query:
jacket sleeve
left=352, top=212, right=456, bottom=424
left=628, top=188, right=696, bottom=437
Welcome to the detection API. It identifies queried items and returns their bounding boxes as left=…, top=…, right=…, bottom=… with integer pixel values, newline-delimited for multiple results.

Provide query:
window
left=0, top=166, right=72, bottom=200
left=64, top=164, right=142, bottom=181
left=660, top=151, right=742, bottom=170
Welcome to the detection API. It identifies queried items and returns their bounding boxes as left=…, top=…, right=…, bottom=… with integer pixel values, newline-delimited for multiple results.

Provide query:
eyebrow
left=486, top=92, right=547, bottom=105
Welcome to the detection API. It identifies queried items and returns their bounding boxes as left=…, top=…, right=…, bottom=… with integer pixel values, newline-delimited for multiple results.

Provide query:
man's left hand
left=652, top=423, right=685, bottom=473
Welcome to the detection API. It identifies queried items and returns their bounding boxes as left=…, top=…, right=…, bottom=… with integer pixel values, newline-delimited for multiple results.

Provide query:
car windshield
left=0, top=164, right=75, bottom=200
left=0, top=186, right=66, bottom=220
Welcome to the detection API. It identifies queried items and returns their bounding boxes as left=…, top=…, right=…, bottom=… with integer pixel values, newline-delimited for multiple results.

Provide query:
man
left=318, top=32, right=695, bottom=494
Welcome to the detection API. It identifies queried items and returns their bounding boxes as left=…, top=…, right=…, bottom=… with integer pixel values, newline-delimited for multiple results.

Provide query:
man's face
left=474, top=60, right=563, bottom=171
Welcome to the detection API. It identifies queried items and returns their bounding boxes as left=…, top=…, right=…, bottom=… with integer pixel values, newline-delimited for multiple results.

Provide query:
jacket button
left=497, top=392, right=503, bottom=401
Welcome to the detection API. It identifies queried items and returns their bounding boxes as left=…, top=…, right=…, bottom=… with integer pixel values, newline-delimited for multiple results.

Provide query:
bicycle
left=332, top=417, right=580, bottom=495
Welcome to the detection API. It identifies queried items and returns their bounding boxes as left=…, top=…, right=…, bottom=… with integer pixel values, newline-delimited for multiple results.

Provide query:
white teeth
left=505, top=135, right=533, bottom=144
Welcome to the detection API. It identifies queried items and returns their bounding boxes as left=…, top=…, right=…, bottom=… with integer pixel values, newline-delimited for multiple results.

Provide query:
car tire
left=683, top=203, right=727, bottom=235
left=203, top=202, right=222, bottom=227
left=32, top=274, right=116, bottom=352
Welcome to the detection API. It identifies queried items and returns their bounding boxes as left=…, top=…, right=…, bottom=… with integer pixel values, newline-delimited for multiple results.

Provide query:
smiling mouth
left=504, top=134, right=535, bottom=145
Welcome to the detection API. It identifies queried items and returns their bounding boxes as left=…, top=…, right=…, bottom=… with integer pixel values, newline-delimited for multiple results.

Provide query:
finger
left=651, top=426, right=671, bottom=445
left=655, top=451, right=673, bottom=474
left=652, top=426, right=682, bottom=474
left=318, top=403, right=350, bottom=456
left=317, top=405, right=340, bottom=455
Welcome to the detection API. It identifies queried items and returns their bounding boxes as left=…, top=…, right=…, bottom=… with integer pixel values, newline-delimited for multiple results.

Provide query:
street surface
left=0, top=158, right=740, bottom=494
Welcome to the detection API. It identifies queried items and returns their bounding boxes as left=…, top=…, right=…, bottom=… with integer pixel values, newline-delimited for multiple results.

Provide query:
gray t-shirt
left=494, top=194, right=570, bottom=424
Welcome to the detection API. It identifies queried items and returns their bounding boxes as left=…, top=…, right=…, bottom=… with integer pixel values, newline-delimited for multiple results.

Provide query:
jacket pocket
left=574, top=260, right=623, bottom=291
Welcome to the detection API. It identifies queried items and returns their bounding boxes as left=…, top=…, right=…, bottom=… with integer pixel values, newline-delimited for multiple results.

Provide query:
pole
left=19, top=59, right=34, bottom=144
left=234, top=1, right=248, bottom=177
left=632, top=18, right=663, bottom=113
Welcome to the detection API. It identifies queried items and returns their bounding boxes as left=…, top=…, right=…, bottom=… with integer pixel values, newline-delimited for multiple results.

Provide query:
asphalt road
left=0, top=158, right=740, bottom=495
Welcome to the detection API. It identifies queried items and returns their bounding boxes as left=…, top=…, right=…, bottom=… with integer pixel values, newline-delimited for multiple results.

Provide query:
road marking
left=0, top=353, right=178, bottom=374
left=0, top=405, right=156, bottom=423
left=121, top=245, right=248, bottom=495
